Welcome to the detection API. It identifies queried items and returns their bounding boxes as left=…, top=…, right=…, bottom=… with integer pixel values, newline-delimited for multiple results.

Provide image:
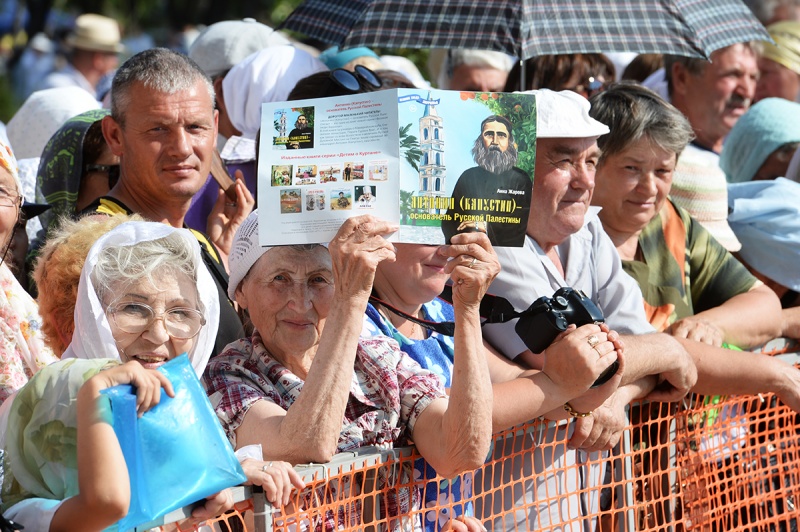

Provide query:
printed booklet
left=259, top=88, right=537, bottom=247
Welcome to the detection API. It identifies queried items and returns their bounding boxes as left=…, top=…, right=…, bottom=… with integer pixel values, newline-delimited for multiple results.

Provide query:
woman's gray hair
left=92, top=231, right=202, bottom=312
left=111, top=48, right=215, bottom=126
left=589, top=81, right=694, bottom=162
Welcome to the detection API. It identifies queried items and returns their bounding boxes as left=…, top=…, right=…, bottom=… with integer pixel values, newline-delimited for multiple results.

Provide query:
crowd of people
left=0, top=1, right=800, bottom=530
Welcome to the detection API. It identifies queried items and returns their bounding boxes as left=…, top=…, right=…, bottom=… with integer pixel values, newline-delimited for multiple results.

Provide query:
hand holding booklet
left=259, top=89, right=537, bottom=247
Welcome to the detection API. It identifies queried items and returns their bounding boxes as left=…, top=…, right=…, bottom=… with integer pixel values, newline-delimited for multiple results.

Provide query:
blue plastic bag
left=100, top=354, right=247, bottom=531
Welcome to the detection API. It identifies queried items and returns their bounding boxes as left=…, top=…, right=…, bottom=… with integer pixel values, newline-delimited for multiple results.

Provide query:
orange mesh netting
left=171, top=343, right=800, bottom=531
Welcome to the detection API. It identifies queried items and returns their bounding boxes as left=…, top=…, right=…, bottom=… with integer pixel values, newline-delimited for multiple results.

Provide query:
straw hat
left=66, top=14, right=123, bottom=54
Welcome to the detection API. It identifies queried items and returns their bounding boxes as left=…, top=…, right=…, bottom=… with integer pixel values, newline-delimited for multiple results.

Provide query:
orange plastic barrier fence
left=167, top=341, right=800, bottom=532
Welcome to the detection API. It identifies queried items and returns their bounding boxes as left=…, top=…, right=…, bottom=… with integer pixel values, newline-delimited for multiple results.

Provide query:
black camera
left=515, top=287, right=619, bottom=388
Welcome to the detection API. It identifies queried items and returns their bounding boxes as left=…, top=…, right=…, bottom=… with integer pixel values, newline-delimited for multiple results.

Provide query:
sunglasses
left=85, top=164, right=120, bottom=189
left=329, top=65, right=382, bottom=93
left=565, top=76, right=608, bottom=98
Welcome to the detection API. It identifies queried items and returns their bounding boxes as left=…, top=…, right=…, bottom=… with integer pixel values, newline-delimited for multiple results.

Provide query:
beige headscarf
left=762, top=21, right=800, bottom=74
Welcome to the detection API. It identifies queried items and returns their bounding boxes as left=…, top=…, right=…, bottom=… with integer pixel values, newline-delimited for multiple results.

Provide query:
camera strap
left=369, top=287, right=524, bottom=337
left=369, top=294, right=457, bottom=336
left=437, top=286, right=523, bottom=324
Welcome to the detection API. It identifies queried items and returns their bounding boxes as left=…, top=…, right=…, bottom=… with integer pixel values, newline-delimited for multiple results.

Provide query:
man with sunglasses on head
left=287, top=64, right=383, bottom=101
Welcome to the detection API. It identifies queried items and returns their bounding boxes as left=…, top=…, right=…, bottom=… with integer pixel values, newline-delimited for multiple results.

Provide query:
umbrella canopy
left=280, top=0, right=770, bottom=60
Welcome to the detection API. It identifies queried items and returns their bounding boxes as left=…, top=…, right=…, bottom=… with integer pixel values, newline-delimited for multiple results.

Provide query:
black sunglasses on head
left=329, top=65, right=382, bottom=93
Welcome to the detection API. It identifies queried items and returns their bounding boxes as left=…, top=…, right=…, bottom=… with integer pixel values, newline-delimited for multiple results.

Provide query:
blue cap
left=318, top=46, right=379, bottom=70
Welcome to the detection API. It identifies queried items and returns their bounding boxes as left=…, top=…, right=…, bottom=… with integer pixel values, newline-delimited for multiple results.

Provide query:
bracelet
left=563, top=402, right=592, bottom=418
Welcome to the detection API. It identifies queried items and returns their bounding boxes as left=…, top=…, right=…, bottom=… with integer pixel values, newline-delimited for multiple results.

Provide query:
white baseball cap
left=531, top=89, right=610, bottom=139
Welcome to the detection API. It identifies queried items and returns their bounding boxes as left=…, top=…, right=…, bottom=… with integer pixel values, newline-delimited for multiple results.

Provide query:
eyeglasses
left=329, top=65, right=382, bottom=93
left=106, top=302, right=205, bottom=339
left=85, top=164, right=120, bottom=189
left=0, top=188, right=21, bottom=208
left=565, top=76, right=608, bottom=98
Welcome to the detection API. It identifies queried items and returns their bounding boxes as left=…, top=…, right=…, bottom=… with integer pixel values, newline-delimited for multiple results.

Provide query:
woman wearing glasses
left=1, top=222, right=303, bottom=531
left=0, top=139, right=56, bottom=404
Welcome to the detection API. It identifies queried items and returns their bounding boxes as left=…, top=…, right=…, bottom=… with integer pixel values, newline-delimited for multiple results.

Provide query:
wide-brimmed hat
left=66, top=14, right=123, bottom=54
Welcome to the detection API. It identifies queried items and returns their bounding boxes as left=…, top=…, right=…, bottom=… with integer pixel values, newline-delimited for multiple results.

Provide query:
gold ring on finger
left=586, top=334, right=600, bottom=348
left=469, top=256, right=477, bottom=269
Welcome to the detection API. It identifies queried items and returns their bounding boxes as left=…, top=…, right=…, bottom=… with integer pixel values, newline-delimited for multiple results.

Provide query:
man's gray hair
left=663, top=42, right=759, bottom=96
left=92, top=231, right=202, bottom=311
left=111, top=48, right=215, bottom=125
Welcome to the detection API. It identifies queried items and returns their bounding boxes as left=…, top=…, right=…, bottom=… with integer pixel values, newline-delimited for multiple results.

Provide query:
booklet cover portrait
left=273, top=107, right=315, bottom=150
left=258, top=89, right=536, bottom=247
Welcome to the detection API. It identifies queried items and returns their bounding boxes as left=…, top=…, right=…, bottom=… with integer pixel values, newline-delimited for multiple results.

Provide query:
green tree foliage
left=399, top=123, right=422, bottom=172
left=399, top=189, right=413, bottom=225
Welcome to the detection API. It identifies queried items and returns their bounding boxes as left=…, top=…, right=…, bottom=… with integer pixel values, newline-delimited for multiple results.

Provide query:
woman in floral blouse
left=0, top=138, right=56, bottom=405
left=204, top=211, right=496, bottom=530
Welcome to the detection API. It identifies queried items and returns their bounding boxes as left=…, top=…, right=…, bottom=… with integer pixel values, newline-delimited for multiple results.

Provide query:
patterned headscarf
left=34, top=109, right=110, bottom=240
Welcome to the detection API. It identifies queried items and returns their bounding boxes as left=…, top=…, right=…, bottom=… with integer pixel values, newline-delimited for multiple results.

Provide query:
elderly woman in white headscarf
left=0, top=138, right=56, bottom=404
left=204, top=211, right=494, bottom=527
left=1, top=221, right=302, bottom=531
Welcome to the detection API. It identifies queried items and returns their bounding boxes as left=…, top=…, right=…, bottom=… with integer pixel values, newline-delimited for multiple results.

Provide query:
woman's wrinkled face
left=593, top=136, right=677, bottom=236
left=375, top=243, right=448, bottom=306
left=236, top=246, right=334, bottom=361
left=104, top=271, right=199, bottom=369
left=0, top=167, right=20, bottom=250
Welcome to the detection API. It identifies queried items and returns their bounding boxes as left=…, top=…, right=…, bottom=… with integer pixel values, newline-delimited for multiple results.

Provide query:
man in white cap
left=479, top=89, right=698, bottom=531
left=39, top=13, right=122, bottom=99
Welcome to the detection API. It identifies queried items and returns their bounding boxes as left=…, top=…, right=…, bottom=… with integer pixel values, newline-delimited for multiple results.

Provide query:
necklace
left=379, top=306, right=423, bottom=339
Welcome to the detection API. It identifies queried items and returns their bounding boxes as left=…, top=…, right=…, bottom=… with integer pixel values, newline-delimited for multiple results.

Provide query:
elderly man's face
left=104, top=79, right=217, bottom=206
left=297, top=115, right=308, bottom=128
left=673, top=43, right=758, bottom=148
left=528, top=137, right=600, bottom=249
left=755, top=57, right=800, bottom=103
left=481, top=121, right=510, bottom=152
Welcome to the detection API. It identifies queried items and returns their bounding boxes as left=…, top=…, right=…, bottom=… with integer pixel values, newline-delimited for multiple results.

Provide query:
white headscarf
left=62, top=222, right=220, bottom=377
left=222, top=45, right=328, bottom=139
left=6, top=87, right=100, bottom=160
